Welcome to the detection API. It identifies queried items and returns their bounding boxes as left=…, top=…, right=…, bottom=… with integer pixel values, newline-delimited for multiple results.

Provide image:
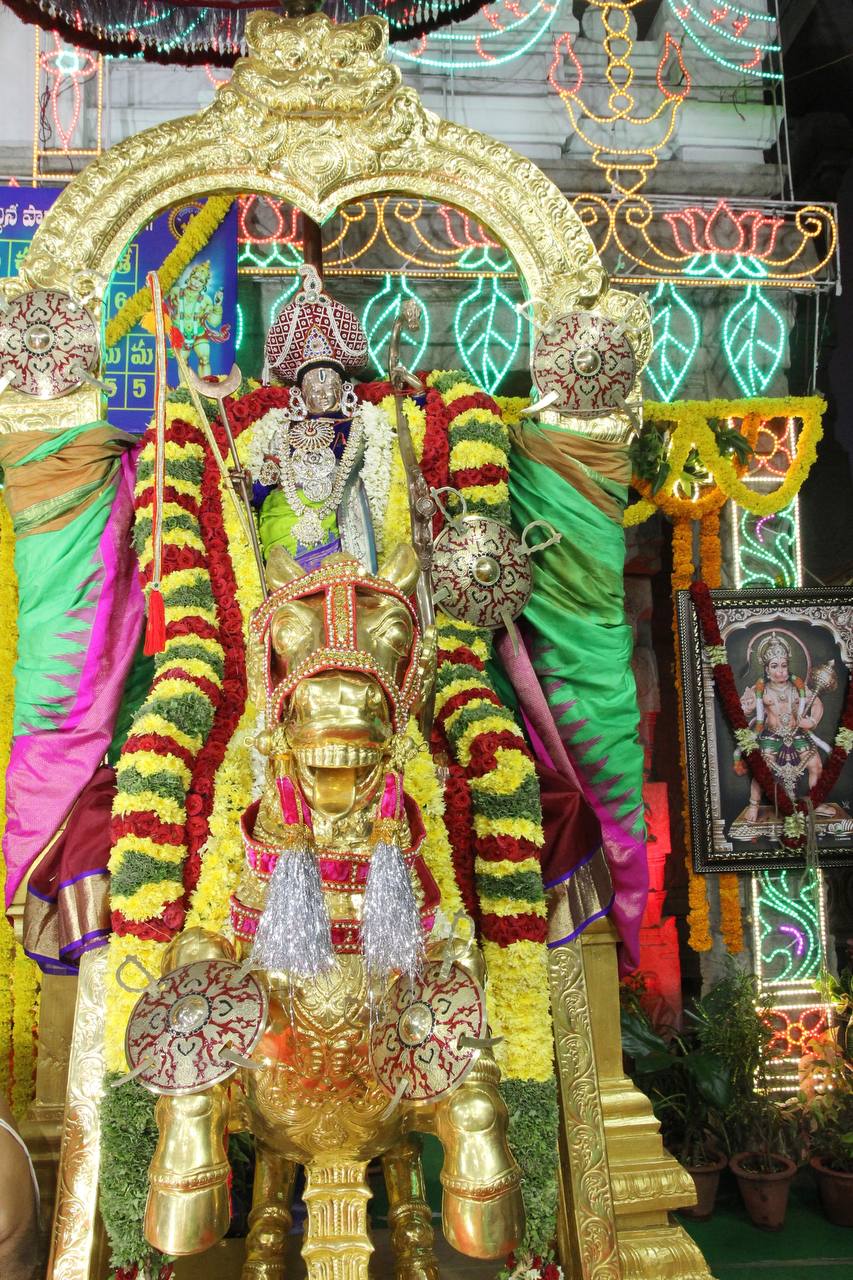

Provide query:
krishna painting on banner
left=678, top=588, right=853, bottom=871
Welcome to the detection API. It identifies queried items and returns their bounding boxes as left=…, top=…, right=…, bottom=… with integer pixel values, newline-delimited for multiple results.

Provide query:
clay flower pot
left=811, top=1155, right=853, bottom=1227
left=729, top=1151, right=797, bottom=1230
left=680, top=1151, right=728, bottom=1221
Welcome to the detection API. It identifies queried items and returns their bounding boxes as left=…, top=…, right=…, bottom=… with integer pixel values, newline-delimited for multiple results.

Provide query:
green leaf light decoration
left=738, top=502, right=799, bottom=589
left=267, top=275, right=300, bottom=332
left=454, top=274, right=522, bottom=394
left=646, top=280, right=701, bottom=402
left=722, top=281, right=787, bottom=397
left=362, top=274, right=430, bottom=378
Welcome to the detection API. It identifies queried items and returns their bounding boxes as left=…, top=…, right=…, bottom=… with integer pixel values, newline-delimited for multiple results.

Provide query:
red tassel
left=143, top=587, right=166, bottom=656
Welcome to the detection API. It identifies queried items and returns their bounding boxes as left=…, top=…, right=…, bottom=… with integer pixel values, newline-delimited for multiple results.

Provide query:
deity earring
left=288, top=385, right=308, bottom=420
left=341, top=381, right=358, bottom=416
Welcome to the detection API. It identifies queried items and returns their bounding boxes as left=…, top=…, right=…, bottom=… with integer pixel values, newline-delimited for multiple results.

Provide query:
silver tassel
left=251, top=845, right=334, bottom=979
left=362, top=838, right=425, bottom=982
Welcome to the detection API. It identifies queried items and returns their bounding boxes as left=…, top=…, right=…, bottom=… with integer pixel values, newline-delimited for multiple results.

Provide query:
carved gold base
left=550, top=921, right=716, bottom=1280
left=46, top=949, right=108, bottom=1280
left=302, top=1162, right=373, bottom=1280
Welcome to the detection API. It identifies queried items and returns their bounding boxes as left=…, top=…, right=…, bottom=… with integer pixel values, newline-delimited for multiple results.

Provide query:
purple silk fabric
left=496, top=628, right=648, bottom=972
left=4, top=452, right=144, bottom=907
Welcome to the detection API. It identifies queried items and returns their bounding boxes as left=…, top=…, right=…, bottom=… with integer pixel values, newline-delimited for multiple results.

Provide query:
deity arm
left=203, top=289, right=224, bottom=330
left=740, top=684, right=758, bottom=717
left=799, top=693, right=824, bottom=731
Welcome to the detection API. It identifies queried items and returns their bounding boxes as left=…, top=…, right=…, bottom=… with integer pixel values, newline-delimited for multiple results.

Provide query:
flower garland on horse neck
left=689, top=581, right=853, bottom=851
left=359, top=370, right=558, bottom=1255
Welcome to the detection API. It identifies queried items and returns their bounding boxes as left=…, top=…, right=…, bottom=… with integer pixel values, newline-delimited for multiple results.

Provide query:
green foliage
left=500, top=1076, right=559, bottom=1254
left=803, top=1026, right=853, bottom=1173
left=99, top=1078, right=169, bottom=1275
left=629, top=417, right=753, bottom=499
left=621, top=1004, right=731, bottom=1166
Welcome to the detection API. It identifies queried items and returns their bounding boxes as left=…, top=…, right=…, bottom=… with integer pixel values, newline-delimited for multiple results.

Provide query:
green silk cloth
left=259, top=488, right=338, bottom=561
left=509, top=445, right=647, bottom=966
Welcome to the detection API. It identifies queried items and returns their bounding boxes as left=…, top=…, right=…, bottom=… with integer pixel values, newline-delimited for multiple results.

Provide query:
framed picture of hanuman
left=677, top=586, right=853, bottom=872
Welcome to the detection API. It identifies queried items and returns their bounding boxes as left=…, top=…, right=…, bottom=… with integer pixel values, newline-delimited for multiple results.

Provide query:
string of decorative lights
left=729, top=412, right=832, bottom=1096
left=666, top=0, right=782, bottom=81
left=32, top=31, right=103, bottom=181
left=235, top=196, right=837, bottom=291
left=362, top=274, right=431, bottom=376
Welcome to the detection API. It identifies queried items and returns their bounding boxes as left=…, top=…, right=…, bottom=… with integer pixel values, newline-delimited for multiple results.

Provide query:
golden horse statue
left=140, top=545, right=524, bottom=1280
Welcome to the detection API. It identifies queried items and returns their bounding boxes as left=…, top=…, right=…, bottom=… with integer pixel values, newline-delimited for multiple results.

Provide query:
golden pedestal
left=551, top=920, right=715, bottom=1280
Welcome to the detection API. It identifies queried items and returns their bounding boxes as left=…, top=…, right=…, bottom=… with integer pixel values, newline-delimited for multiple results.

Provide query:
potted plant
left=802, top=1028, right=853, bottom=1227
left=690, top=963, right=800, bottom=1231
left=621, top=997, right=731, bottom=1219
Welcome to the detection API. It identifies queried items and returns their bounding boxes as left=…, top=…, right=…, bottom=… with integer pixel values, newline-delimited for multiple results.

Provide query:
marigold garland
left=185, top=420, right=262, bottom=933
left=670, top=520, right=713, bottom=952
left=697, top=509, right=742, bottom=954
left=624, top=397, right=824, bottom=526
left=641, top=398, right=826, bottom=952
left=372, top=371, right=557, bottom=1255
left=103, top=196, right=233, bottom=350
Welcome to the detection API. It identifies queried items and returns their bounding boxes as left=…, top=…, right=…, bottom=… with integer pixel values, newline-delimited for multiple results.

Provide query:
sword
left=388, top=301, right=436, bottom=738
left=183, top=361, right=268, bottom=600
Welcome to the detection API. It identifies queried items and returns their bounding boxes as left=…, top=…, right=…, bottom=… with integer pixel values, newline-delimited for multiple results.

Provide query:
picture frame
left=676, top=587, right=853, bottom=872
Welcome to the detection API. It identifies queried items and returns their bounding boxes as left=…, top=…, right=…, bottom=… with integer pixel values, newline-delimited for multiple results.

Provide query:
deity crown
left=264, top=264, right=367, bottom=384
left=757, top=632, right=791, bottom=668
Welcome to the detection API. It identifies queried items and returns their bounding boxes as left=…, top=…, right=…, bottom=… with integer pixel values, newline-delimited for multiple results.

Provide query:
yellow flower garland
left=103, top=196, right=234, bottom=350
left=624, top=396, right=825, bottom=526
left=186, top=422, right=263, bottom=934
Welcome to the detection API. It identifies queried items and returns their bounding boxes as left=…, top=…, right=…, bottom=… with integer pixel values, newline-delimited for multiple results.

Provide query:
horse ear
left=266, top=544, right=305, bottom=591
left=378, top=544, right=420, bottom=595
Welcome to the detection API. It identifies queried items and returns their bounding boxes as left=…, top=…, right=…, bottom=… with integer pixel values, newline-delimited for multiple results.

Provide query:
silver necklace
left=278, top=406, right=365, bottom=548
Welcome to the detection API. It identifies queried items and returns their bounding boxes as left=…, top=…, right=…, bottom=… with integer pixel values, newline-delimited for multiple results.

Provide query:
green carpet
left=681, top=1170, right=853, bottom=1279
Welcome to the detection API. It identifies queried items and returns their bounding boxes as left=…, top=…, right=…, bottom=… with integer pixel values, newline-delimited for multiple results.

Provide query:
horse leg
left=382, top=1134, right=440, bottom=1280
left=241, top=1144, right=297, bottom=1280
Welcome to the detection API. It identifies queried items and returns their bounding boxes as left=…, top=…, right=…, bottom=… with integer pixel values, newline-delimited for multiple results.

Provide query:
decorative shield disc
left=370, top=959, right=486, bottom=1102
left=431, top=516, right=532, bottom=630
left=0, top=289, right=99, bottom=398
left=531, top=311, right=636, bottom=417
left=125, top=959, right=267, bottom=1096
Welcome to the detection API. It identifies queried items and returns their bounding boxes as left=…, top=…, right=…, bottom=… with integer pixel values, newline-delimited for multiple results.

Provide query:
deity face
left=301, top=365, right=343, bottom=414
left=766, top=655, right=790, bottom=686
left=186, top=263, right=210, bottom=291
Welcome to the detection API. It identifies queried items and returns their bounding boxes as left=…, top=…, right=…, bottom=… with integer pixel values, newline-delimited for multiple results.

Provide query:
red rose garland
left=689, top=581, right=853, bottom=850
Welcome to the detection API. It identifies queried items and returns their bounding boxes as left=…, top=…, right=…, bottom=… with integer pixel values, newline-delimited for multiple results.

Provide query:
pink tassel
left=380, top=771, right=404, bottom=820
left=276, top=775, right=300, bottom=826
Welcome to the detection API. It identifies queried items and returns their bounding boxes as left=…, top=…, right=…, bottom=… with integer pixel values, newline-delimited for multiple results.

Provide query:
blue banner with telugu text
left=0, top=187, right=238, bottom=435
left=103, top=201, right=238, bottom=434
left=0, top=185, right=61, bottom=276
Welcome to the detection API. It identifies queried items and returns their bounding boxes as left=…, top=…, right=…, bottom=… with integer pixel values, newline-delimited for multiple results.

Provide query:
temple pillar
left=551, top=920, right=715, bottom=1280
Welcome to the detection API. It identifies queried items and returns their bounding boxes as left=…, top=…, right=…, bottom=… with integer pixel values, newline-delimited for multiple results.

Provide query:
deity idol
left=248, top=265, right=380, bottom=573
left=738, top=631, right=832, bottom=822
left=166, top=259, right=228, bottom=378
